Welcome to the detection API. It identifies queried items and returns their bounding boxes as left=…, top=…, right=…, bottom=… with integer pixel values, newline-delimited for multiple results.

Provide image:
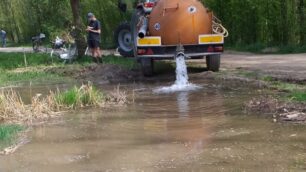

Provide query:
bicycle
left=32, top=33, right=47, bottom=52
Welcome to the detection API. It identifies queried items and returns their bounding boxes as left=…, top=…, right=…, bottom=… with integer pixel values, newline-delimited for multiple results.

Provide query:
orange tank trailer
left=148, top=0, right=213, bottom=45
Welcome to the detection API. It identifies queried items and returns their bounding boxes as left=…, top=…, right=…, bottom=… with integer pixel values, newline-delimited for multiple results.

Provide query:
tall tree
left=298, top=0, right=305, bottom=45
left=70, top=0, right=86, bottom=57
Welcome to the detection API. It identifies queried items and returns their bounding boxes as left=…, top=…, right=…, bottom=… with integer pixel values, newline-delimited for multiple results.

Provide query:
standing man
left=0, top=29, right=6, bottom=48
left=86, top=13, right=102, bottom=63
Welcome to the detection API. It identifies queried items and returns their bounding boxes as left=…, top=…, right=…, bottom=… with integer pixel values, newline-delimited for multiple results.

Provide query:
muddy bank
left=46, top=63, right=142, bottom=84
left=246, top=96, right=306, bottom=123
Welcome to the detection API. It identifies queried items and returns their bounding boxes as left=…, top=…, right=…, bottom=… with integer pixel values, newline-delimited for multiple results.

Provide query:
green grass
left=0, top=70, right=67, bottom=87
left=0, top=124, right=23, bottom=149
left=237, top=71, right=259, bottom=78
left=0, top=52, right=58, bottom=70
left=0, top=53, right=137, bottom=87
left=262, top=76, right=274, bottom=82
left=103, top=56, right=137, bottom=69
left=269, top=81, right=306, bottom=92
left=0, top=52, right=137, bottom=70
left=259, top=75, right=306, bottom=102
left=289, top=91, right=306, bottom=102
left=55, top=85, right=105, bottom=109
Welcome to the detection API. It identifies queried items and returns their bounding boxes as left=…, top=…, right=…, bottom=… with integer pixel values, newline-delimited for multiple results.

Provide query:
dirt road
left=221, top=52, right=306, bottom=82
left=0, top=47, right=33, bottom=53
left=0, top=47, right=117, bottom=56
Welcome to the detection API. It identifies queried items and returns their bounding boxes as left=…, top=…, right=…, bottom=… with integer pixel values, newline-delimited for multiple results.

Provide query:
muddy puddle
left=1, top=79, right=306, bottom=172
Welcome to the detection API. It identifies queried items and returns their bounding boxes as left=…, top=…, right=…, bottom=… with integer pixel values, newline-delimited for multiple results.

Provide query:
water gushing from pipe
left=154, top=54, right=201, bottom=93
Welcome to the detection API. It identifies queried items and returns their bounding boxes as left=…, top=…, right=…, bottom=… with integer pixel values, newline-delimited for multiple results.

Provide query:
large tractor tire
left=115, top=22, right=134, bottom=57
left=140, top=58, right=154, bottom=77
left=206, top=54, right=221, bottom=72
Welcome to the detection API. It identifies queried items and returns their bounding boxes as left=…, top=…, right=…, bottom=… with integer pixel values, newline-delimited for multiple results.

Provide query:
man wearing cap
left=86, top=13, right=102, bottom=63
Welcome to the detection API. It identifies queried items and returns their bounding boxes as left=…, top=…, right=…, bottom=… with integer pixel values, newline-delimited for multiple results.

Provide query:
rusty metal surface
left=148, top=0, right=212, bottom=45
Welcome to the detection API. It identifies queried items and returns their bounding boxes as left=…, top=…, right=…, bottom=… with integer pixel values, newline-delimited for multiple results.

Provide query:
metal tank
left=148, top=0, right=212, bottom=45
left=116, top=0, right=227, bottom=76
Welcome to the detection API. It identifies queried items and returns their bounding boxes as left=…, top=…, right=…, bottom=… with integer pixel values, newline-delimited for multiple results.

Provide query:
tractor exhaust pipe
left=138, top=17, right=148, bottom=39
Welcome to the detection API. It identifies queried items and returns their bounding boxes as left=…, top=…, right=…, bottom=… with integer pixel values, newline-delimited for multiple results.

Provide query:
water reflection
left=176, top=91, right=190, bottom=115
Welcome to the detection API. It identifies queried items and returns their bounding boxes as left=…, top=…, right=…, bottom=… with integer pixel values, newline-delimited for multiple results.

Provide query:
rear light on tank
left=207, top=46, right=214, bottom=52
left=137, top=48, right=154, bottom=55
left=144, top=2, right=155, bottom=8
left=214, top=46, right=223, bottom=52
left=138, top=49, right=147, bottom=55
left=145, top=48, right=154, bottom=55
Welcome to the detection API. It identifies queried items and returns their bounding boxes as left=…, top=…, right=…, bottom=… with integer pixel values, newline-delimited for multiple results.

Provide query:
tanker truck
left=115, top=0, right=228, bottom=76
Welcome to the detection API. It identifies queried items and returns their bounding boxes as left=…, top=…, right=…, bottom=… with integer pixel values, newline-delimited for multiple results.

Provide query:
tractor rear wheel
left=115, top=22, right=134, bottom=57
left=140, top=58, right=154, bottom=77
left=206, top=55, right=221, bottom=72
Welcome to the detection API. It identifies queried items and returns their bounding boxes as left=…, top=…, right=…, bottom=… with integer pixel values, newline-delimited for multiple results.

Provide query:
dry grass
left=106, top=85, right=128, bottom=105
left=0, top=84, right=128, bottom=124
left=0, top=90, right=28, bottom=123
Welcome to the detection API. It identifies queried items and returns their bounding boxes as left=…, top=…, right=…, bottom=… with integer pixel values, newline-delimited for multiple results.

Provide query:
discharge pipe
left=175, top=44, right=186, bottom=59
left=138, top=16, right=148, bottom=39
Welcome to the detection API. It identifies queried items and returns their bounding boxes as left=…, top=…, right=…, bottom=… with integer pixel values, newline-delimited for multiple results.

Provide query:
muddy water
left=1, top=81, right=306, bottom=172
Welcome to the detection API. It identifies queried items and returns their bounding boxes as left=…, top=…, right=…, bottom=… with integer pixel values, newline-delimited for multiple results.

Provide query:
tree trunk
left=280, top=0, right=289, bottom=45
left=298, top=0, right=305, bottom=45
left=70, top=0, right=86, bottom=58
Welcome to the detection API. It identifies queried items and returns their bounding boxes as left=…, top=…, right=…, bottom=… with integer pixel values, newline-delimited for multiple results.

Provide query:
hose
left=212, top=16, right=229, bottom=37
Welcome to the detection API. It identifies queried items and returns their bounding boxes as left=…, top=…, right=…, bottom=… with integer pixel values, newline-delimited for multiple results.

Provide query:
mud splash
left=154, top=54, right=201, bottom=93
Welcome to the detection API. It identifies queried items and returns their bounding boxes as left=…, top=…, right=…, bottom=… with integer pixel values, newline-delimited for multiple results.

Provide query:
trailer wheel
left=115, top=22, right=134, bottom=57
left=140, top=58, right=154, bottom=77
left=206, top=55, right=221, bottom=72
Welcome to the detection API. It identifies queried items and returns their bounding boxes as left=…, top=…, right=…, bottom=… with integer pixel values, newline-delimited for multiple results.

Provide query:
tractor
left=115, top=0, right=228, bottom=76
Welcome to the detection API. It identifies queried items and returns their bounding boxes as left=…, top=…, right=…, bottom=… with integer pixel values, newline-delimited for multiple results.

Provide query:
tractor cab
left=138, top=0, right=157, bottom=13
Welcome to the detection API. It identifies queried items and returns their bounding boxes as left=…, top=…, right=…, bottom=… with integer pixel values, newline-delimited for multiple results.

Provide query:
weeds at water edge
left=0, top=84, right=128, bottom=124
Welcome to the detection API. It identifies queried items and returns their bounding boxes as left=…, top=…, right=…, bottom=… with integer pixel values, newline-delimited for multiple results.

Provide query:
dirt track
left=221, top=51, right=306, bottom=82
left=0, top=47, right=117, bottom=56
left=0, top=47, right=33, bottom=53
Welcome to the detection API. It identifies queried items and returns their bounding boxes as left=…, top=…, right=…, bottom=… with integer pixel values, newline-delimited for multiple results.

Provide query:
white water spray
left=154, top=54, right=201, bottom=93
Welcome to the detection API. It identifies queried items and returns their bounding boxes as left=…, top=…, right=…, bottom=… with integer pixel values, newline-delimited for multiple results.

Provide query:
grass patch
left=0, top=53, right=137, bottom=87
left=55, top=85, right=105, bottom=109
left=0, top=70, right=64, bottom=86
left=103, top=56, right=137, bottom=69
left=0, top=53, right=137, bottom=71
left=0, top=124, right=23, bottom=149
left=0, top=52, right=57, bottom=70
left=262, top=76, right=274, bottom=82
left=269, top=81, right=306, bottom=92
left=258, top=75, right=306, bottom=102
left=289, top=91, right=306, bottom=102
left=237, top=71, right=259, bottom=78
